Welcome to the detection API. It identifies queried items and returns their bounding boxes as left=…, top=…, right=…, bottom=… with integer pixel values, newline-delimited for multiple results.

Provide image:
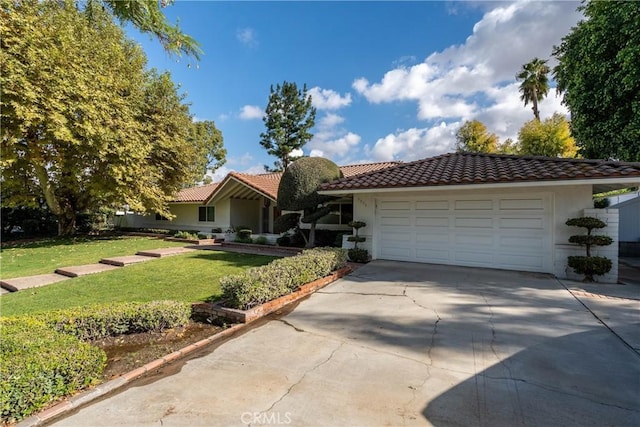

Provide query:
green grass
left=0, top=236, right=187, bottom=279
left=0, top=250, right=275, bottom=317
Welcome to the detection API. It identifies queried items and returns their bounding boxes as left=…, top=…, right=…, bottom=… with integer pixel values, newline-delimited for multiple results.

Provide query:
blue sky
left=126, top=1, right=583, bottom=181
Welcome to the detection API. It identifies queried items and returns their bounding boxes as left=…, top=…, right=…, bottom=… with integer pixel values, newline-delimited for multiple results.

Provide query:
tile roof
left=340, top=162, right=401, bottom=177
left=172, top=183, right=219, bottom=203
left=319, top=153, right=640, bottom=192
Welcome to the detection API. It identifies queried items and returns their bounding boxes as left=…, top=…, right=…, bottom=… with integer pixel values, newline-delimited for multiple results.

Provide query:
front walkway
left=53, top=261, right=640, bottom=426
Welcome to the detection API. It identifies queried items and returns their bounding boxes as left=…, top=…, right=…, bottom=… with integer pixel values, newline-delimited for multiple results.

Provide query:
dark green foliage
left=277, top=157, right=342, bottom=248
left=173, top=230, right=199, bottom=240
left=0, top=318, right=107, bottom=423
left=1, top=206, right=58, bottom=240
left=568, top=235, right=613, bottom=247
left=566, top=217, right=607, bottom=230
left=237, top=229, right=252, bottom=240
left=253, top=236, right=269, bottom=245
left=568, top=256, right=612, bottom=282
left=516, top=58, right=550, bottom=121
left=348, top=248, right=369, bottom=263
left=593, top=198, right=610, bottom=209
left=566, top=216, right=613, bottom=281
left=220, top=248, right=347, bottom=310
left=37, top=301, right=192, bottom=341
left=260, top=81, right=316, bottom=171
left=211, top=227, right=223, bottom=233
left=274, top=212, right=302, bottom=234
left=347, top=220, right=367, bottom=249
left=115, top=227, right=172, bottom=235
left=553, top=1, right=640, bottom=161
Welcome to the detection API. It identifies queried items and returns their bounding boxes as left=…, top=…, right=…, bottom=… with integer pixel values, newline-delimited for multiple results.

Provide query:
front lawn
left=0, top=236, right=186, bottom=279
left=0, top=251, right=275, bottom=317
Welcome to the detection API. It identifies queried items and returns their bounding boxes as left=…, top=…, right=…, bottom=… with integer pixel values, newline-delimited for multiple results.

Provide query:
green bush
left=237, top=229, right=252, bottom=239
left=115, top=227, right=172, bottom=235
left=253, top=236, right=269, bottom=245
left=173, top=230, right=199, bottom=240
left=38, top=301, right=191, bottom=341
left=0, top=318, right=107, bottom=423
left=568, top=256, right=612, bottom=280
left=220, top=248, right=347, bottom=310
left=211, top=227, right=223, bottom=233
left=348, top=248, right=369, bottom=263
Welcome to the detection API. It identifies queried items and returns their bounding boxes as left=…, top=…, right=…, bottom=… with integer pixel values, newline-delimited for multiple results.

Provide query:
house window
left=317, top=203, right=353, bottom=225
left=198, top=206, right=215, bottom=222
left=155, top=213, right=169, bottom=221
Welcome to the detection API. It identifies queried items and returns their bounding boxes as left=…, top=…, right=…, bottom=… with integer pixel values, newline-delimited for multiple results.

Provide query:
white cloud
left=310, top=149, right=324, bottom=157
left=352, top=1, right=581, bottom=160
left=290, top=148, right=304, bottom=158
left=308, top=113, right=362, bottom=162
left=236, top=28, right=258, bottom=48
left=226, top=152, right=254, bottom=166
left=308, top=87, right=352, bottom=110
left=366, top=122, right=459, bottom=162
left=238, top=105, right=264, bottom=120
left=204, top=163, right=266, bottom=183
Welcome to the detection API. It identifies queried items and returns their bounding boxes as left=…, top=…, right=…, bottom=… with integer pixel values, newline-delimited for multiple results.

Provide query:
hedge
left=220, top=247, right=347, bottom=310
left=1, top=301, right=191, bottom=422
left=38, top=300, right=192, bottom=341
left=0, top=318, right=106, bottom=423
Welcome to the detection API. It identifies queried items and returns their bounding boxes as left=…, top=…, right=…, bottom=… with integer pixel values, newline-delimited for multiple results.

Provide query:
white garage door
left=376, top=194, right=553, bottom=273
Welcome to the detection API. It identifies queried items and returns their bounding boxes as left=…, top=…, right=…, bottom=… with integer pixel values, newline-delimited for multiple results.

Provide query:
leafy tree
left=99, top=0, right=201, bottom=58
left=516, top=58, right=550, bottom=121
left=553, top=1, right=640, bottom=161
left=497, top=138, right=517, bottom=155
left=277, top=157, right=342, bottom=248
left=189, top=121, right=226, bottom=180
left=260, top=82, right=316, bottom=172
left=517, top=113, right=578, bottom=158
left=0, top=0, right=224, bottom=235
left=455, top=120, right=499, bottom=153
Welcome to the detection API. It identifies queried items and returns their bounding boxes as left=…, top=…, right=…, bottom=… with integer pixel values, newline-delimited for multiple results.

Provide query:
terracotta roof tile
left=229, top=172, right=283, bottom=200
left=172, top=183, right=219, bottom=203
left=319, top=153, right=640, bottom=191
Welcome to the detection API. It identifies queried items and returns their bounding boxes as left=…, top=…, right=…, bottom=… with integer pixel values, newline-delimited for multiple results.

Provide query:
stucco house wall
left=348, top=184, right=619, bottom=283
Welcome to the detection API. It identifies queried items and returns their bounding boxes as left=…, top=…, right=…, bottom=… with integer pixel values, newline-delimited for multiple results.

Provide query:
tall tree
left=277, top=157, right=341, bottom=248
left=517, top=113, right=578, bottom=158
left=188, top=120, right=226, bottom=184
left=516, top=58, right=551, bottom=121
left=455, top=120, right=499, bottom=153
left=553, top=1, right=640, bottom=161
left=0, top=0, right=224, bottom=235
left=99, top=0, right=201, bottom=58
left=260, top=82, right=316, bottom=172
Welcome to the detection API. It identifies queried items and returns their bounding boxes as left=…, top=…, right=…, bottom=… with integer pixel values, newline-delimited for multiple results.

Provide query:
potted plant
left=566, top=216, right=613, bottom=282
left=347, top=220, right=369, bottom=263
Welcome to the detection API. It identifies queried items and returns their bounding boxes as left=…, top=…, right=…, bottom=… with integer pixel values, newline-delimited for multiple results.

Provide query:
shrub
left=220, top=248, right=347, bottom=310
left=568, top=256, right=612, bottom=279
left=348, top=248, right=369, bottom=263
left=253, top=236, right=269, bottom=245
left=38, top=301, right=191, bottom=341
left=0, top=318, right=106, bottom=423
left=174, top=230, right=199, bottom=240
left=566, top=216, right=613, bottom=281
left=593, top=198, right=610, bottom=209
left=237, top=229, right=252, bottom=239
left=211, top=227, right=223, bottom=233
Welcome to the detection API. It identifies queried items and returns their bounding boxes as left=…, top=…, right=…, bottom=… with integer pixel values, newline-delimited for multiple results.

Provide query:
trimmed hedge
left=221, top=248, right=347, bottom=310
left=0, top=301, right=191, bottom=422
left=39, top=300, right=192, bottom=341
left=0, top=318, right=107, bottom=423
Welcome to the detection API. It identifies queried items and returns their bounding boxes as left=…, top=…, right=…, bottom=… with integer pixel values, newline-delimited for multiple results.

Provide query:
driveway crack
left=263, top=342, right=345, bottom=413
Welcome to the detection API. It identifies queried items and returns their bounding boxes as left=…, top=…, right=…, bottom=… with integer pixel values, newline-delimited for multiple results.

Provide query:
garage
left=375, top=194, right=553, bottom=273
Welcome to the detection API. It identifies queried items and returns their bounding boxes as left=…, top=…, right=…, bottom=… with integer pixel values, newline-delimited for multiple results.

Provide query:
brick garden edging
left=192, top=266, right=352, bottom=324
left=164, top=237, right=217, bottom=245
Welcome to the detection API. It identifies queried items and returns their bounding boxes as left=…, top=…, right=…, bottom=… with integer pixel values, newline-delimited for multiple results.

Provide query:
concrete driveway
left=56, top=261, right=640, bottom=427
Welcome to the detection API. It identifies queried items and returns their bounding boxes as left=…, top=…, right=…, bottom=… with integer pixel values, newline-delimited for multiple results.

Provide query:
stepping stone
left=99, top=255, right=155, bottom=267
left=55, top=263, right=120, bottom=278
left=136, top=247, right=195, bottom=258
left=0, top=273, right=70, bottom=292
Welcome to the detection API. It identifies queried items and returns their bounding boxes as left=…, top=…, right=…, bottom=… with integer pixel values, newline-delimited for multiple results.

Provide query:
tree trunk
left=306, top=221, right=317, bottom=248
left=57, top=209, right=77, bottom=236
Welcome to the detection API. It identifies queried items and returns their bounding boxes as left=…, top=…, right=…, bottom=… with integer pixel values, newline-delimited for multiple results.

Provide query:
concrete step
left=136, top=247, right=196, bottom=258
left=55, top=263, right=120, bottom=278
left=99, top=255, right=155, bottom=267
left=0, top=273, right=70, bottom=292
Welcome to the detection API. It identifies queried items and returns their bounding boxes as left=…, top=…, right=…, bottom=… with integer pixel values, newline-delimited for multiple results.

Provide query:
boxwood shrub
left=39, top=300, right=192, bottom=341
left=0, top=318, right=107, bottom=423
left=220, top=248, right=347, bottom=310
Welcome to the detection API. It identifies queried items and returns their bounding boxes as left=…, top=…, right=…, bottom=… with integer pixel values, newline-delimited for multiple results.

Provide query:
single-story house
left=319, top=152, right=640, bottom=283
left=122, top=162, right=399, bottom=235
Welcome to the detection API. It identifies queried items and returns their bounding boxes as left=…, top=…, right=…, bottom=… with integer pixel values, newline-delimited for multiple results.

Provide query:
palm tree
left=516, top=58, right=550, bottom=121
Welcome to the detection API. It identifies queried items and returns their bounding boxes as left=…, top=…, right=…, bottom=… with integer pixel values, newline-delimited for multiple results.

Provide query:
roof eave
left=318, top=177, right=640, bottom=196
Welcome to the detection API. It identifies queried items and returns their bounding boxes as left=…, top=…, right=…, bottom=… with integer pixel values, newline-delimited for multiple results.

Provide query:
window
left=155, top=213, right=169, bottom=221
left=317, top=203, right=353, bottom=225
left=198, top=206, right=215, bottom=222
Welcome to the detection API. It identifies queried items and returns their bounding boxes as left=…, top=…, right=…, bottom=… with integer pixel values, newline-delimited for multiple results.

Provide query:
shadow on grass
left=0, top=234, right=151, bottom=250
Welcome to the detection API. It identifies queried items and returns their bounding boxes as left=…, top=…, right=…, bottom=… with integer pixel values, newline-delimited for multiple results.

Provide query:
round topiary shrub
left=566, top=216, right=613, bottom=282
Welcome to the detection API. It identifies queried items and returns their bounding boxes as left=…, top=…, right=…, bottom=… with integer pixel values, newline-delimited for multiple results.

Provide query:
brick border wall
left=192, top=266, right=352, bottom=324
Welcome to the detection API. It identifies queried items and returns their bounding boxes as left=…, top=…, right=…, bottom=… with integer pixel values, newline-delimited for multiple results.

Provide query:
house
left=611, top=195, right=640, bottom=256
left=123, top=162, right=399, bottom=235
left=319, top=153, right=640, bottom=283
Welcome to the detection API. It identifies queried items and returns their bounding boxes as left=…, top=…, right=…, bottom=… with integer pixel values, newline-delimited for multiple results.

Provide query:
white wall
left=230, top=199, right=260, bottom=232
left=349, top=184, right=619, bottom=283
